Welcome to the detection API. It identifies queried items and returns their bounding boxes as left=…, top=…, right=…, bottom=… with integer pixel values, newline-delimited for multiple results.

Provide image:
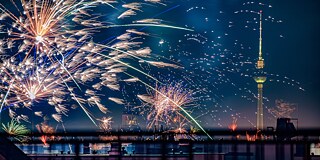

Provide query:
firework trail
left=0, top=0, right=208, bottom=134
left=154, top=1, right=306, bottom=129
left=0, top=54, right=105, bottom=125
left=113, top=1, right=307, bottom=132
left=118, top=1, right=306, bottom=131
left=0, top=0, right=191, bottom=61
left=0, top=0, right=102, bottom=59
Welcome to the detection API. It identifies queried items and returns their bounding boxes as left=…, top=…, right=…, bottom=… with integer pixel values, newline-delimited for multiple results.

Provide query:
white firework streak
left=0, top=0, right=197, bottom=130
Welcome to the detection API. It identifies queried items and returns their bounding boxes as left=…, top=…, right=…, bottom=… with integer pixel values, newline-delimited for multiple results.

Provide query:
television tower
left=254, top=10, right=266, bottom=131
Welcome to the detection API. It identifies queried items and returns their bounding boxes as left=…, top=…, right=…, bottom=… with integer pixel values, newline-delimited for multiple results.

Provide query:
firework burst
left=1, top=119, right=30, bottom=142
left=0, top=0, right=191, bottom=60
left=36, top=122, right=55, bottom=146
left=228, top=116, right=238, bottom=131
left=268, top=99, right=296, bottom=119
left=97, top=117, right=112, bottom=131
left=137, top=82, right=195, bottom=129
left=0, top=53, right=105, bottom=125
left=0, top=0, right=196, bottom=132
left=0, top=0, right=107, bottom=58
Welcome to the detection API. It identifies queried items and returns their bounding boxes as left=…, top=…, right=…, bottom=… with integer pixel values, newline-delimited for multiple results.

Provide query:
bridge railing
left=1, top=129, right=320, bottom=160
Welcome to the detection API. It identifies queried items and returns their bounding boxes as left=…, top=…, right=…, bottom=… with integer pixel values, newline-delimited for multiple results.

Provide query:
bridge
left=1, top=129, right=320, bottom=160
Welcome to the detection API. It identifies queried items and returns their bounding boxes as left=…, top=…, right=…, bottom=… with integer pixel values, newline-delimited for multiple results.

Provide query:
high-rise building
left=121, top=110, right=141, bottom=132
left=122, top=113, right=138, bottom=127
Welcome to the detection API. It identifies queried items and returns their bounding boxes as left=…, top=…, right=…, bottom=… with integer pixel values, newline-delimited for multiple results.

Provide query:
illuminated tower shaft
left=254, top=77, right=266, bottom=130
left=254, top=10, right=266, bottom=130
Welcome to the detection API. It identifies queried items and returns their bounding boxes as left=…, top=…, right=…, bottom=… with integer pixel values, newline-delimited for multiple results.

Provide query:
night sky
left=0, top=0, right=319, bottom=131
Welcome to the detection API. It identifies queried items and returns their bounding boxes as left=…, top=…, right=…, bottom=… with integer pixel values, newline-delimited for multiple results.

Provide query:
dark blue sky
left=123, top=0, right=320, bottom=129
left=263, top=0, right=320, bottom=128
left=101, top=0, right=320, bottom=129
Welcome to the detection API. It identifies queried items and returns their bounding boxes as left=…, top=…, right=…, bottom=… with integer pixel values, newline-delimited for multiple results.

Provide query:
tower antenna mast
left=254, top=10, right=266, bottom=131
